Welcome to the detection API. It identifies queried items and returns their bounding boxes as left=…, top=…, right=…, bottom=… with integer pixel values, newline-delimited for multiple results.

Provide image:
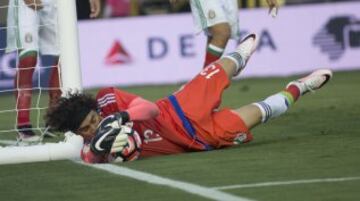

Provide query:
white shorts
left=6, top=0, right=59, bottom=56
left=189, top=0, right=240, bottom=40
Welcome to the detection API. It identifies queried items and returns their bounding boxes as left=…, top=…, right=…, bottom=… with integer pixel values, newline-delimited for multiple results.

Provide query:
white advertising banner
left=78, top=2, right=360, bottom=88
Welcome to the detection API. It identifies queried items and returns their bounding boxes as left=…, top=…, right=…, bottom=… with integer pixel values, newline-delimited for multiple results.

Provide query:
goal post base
left=0, top=132, right=83, bottom=165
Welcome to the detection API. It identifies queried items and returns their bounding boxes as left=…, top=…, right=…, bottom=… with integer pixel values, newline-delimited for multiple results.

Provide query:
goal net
left=0, top=0, right=83, bottom=163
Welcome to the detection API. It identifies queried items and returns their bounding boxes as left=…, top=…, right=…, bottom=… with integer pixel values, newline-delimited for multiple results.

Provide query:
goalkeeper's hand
left=110, top=132, right=129, bottom=153
left=90, top=112, right=130, bottom=154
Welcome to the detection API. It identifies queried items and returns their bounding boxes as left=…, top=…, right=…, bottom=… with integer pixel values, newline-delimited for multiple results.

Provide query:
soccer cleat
left=17, top=125, right=41, bottom=143
left=287, top=69, right=333, bottom=95
left=233, top=34, right=257, bottom=76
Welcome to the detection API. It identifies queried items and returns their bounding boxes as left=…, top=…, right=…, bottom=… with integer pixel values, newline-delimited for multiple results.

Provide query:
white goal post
left=0, top=0, right=84, bottom=165
left=57, top=0, right=83, bottom=93
left=0, top=133, right=83, bottom=165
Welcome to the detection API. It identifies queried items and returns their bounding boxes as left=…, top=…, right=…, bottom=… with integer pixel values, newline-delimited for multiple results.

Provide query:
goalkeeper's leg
left=233, top=69, right=333, bottom=129
left=216, top=34, right=257, bottom=79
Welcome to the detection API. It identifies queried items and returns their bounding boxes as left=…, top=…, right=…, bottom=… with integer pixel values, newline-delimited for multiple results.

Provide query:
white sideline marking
left=78, top=162, right=255, bottom=201
left=213, top=177, right=360, bottom=190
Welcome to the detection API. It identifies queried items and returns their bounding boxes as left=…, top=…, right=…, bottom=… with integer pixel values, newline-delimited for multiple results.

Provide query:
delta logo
left=105, top=40, right=132, bottom=65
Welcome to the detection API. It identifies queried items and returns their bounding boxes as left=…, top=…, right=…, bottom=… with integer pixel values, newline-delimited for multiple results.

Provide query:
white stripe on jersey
left=97, top=93, right=116, bottom=103
left=98, top=93, right=116, bottom=105
left=98, top=100, right=117, bottom=108
left=97, top=93, right=117, bottom=108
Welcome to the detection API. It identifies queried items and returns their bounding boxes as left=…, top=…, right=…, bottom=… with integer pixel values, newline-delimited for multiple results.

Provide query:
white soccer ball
left=112, top=125, right=142, bottom=162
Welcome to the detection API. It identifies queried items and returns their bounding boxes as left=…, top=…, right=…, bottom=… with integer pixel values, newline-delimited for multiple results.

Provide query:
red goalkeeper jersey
left=95, top=87, right=208, bottom=158
left=81, top=64, right=253, bottom=163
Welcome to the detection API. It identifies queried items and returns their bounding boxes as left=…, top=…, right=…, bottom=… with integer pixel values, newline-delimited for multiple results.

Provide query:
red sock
left=15, top=55, right=37, bottom=126
left=285, top=84, right=301, bottom=101
left=48, top=63, right=61, bottom=107
left=203, top=44, right=224, bottom=68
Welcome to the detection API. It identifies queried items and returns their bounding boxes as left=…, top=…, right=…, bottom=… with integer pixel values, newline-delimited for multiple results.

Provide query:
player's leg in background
left=203, top=23, right=231, bottom=67
left=38, top=1, right=61, bottom=108
left=39, top=1, right=61, bottom=137
left=9, top=0, right=41, bottom=139
left=15, top=50, right=38, bottom=138
left=203, top=0, right=240, bottom=67
left=233, top=69, right=333, bottom=130
left=48, top=57, right=61, bottom=108
left=189, top=0, right=239, bottom=67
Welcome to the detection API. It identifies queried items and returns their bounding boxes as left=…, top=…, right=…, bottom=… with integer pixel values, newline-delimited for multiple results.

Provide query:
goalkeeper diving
left=45, top=34, right=333, bottom=163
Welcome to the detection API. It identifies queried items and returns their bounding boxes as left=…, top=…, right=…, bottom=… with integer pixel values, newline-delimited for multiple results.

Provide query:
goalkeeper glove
left=90, top=112, right=130, bottom=154
left=113, top=111, right=130, bottom=126
left=110, top=130, right=129, bottom=153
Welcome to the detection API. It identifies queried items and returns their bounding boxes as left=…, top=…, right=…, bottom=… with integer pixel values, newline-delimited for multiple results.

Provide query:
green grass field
left=0, top=70, right=359, bottom=201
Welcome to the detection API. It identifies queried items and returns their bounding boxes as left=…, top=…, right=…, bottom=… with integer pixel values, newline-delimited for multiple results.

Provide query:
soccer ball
left=112, top=125, right=142, bottom=162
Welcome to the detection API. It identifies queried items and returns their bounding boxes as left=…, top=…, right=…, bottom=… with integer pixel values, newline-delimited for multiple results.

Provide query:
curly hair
left=45, top=93, right=98, bottom=133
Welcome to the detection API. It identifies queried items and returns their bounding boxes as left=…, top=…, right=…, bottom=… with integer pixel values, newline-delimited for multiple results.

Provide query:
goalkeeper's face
left=76, top=110, right=103, bottom=139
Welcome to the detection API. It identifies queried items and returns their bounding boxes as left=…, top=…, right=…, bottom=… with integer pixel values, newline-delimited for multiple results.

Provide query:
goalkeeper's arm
left=125, top=97, right=160, bottom=121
